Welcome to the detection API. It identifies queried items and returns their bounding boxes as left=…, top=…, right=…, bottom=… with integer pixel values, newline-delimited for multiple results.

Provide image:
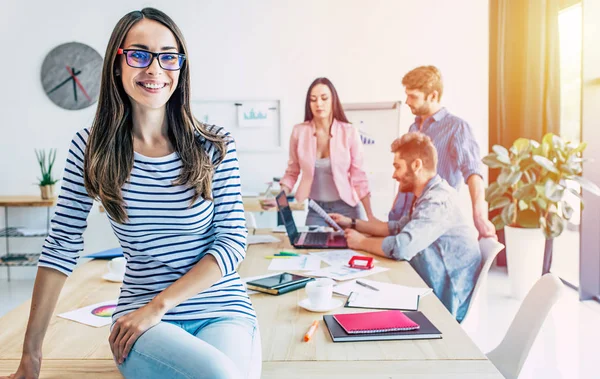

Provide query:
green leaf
left=559, top=163, right=574, bottom=175
left=561, top=201, right=574, bottom=220
left=496, top=170, right=510, bottom=187
left=536, top=197, right=548, bottom=212
left=482, top=154, right=508, bottom=168
left=571, top=175, right=600, bottom=196
left=513, top=138, right=531, bottom=155
left=544, top=180, right=565, bottom=202
left=533, top=155, right=559, bottom=174
left=555, top=149, right=567, bottom=164
left=34, top=148, right=58, bottom=186
left=485, top=182, right=503, bottom=203
left=545, top=212, right=565, bottom=239
left=492, top=145, right=510, bottom=159
left=542, top=134, right=554, bottom=156
left=552, top=134, right=565, bottom=151
left=490, top=196, right=511, bottom=211
left=501, top=202, right=516, bottom=226
left=513, top=183, right=537, bottom=202
left=506, top=171, right=523, bottom=186
left=571, top=141, right=587, bottom=155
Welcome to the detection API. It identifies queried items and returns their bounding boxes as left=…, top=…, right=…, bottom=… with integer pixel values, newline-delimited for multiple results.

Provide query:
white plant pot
left=504, top=225, right=546, bottom=299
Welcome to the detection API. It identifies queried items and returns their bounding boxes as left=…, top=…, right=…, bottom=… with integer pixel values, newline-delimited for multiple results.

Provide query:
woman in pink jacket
left=279, top=78, right=373, bottom=226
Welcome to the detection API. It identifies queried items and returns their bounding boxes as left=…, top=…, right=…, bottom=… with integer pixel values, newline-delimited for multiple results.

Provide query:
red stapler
left=348, top=256, right=374, bottom=270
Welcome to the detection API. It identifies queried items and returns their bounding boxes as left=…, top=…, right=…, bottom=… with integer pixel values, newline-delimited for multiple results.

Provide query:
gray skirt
left=305, top=199, right=360, bottom=227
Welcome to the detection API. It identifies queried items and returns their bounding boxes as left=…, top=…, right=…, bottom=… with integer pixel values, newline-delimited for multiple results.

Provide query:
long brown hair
left=84, top=8, right=226, bottom=224
left=303, top=77, right=349, bottom=123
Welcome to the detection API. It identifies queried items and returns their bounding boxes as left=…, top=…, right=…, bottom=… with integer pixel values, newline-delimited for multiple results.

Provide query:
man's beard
left=399, top=168, right=416, bottom=193
left=410, top=103, right=430, bottom=116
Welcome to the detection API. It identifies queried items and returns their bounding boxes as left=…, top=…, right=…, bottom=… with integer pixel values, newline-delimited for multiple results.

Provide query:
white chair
left=486, top=274, right=563, bottom=379
left=461, top=237, right=505, bottom=333
left=245, top=212, right=257, bottom=229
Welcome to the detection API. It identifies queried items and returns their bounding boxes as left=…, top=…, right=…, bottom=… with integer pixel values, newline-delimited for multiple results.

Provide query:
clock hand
left=65, top=66, right=92, bottom=102
left=72, top=71, right=78, bottom=102
left=47, top=68, right=82, bottom=95
left=71, top=68, right=82, bottom=103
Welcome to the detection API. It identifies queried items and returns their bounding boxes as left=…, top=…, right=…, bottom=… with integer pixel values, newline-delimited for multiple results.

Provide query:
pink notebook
left=332, top=310, right=420, bottom=334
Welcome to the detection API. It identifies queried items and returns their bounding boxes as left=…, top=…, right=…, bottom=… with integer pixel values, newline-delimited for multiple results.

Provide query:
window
left=552, top=2, right=582, bottom=287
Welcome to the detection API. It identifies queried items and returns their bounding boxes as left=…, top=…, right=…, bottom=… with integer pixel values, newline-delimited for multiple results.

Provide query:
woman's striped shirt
left=38, top=126, right=255, bottom=322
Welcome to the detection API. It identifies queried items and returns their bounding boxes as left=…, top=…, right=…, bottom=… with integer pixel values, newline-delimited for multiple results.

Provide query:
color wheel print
left=91, top=304, right=116, bottom=318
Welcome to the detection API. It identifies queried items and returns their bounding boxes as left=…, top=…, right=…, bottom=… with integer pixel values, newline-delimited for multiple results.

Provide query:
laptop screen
left=276, top=191, right=298, bottom=241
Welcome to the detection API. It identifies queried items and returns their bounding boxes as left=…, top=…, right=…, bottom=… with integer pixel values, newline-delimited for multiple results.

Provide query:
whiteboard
left=191, top=100, right=282, bottom=152
left=343, top=102, right=402, bottom=220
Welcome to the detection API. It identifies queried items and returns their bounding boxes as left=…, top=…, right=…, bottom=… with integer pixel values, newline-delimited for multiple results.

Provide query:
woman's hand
left=108, top=303, right=164, bottom=365
left=1, top=353, right=42, bottom=379
left=259, top=198, right=277, bottom=210
left=280, top=185, right=291, bottom=195
left=329, top=213, right=352, bottom=229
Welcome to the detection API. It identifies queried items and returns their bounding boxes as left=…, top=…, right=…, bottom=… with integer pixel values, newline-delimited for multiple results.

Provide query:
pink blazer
left=280, top=119, right=370, bottom=207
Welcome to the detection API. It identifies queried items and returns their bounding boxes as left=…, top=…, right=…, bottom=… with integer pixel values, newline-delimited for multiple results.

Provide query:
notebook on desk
left=245, top=272, right=314, bottom=295
left=323, top=311, right=441, bottom=342
left=333, top=310, right=419, bottom=334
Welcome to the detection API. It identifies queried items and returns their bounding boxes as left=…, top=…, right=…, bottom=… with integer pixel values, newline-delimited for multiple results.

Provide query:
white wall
left=0, top=0, right=489, bottom=236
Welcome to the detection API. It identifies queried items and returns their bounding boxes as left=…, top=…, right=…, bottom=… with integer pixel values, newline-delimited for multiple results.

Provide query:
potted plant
left=483, top=133, right=600, bottom=298
left=35, top=148, right=59, bottom=199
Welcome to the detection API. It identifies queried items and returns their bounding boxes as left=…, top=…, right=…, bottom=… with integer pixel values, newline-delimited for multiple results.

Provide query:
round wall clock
left=41, top=42, right=103, bottom=110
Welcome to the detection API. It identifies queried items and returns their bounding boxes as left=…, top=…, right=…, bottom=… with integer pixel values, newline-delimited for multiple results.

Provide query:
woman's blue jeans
left=117, top=316, right=261, bottom=379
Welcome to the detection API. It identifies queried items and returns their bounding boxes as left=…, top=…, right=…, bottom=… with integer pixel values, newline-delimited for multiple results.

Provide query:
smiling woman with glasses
left=6, top=7, right=261, bottom=379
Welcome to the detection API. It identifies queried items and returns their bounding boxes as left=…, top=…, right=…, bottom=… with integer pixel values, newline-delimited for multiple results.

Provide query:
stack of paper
left=333, top=279, right=432, bottom=311
left=308, top=200, right=343, bottom=231
left=267, top=255, right=322, bottom=271
left=333, top=279, right=432, bottom=297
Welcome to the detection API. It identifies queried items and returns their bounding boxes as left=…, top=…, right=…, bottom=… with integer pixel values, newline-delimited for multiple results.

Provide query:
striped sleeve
left=38, top=129, right=93, bottom=276
left=452, top=121, right=484, bottom=183
left=205, top=131, right=247, bottom=276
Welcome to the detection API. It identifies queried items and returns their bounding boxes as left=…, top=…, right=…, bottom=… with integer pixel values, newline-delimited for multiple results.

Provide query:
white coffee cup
left=305, top=278, right=335, bottom=308
left=107, top=257, right=126, bottom=279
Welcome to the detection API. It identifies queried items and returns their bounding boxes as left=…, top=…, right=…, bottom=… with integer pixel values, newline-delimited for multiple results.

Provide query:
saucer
left=298, top=298, right=344, bottom=313
left=102, top=272, right=124, bottom=283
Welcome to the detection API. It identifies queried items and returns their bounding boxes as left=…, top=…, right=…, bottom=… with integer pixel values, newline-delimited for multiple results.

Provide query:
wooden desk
left=0, top=196, right=57, bottom=207
left=99, top=197, right=305, bottom=213
left=242, top=197, right=305, bottom=213
left=0, top=230, right=502, bottom=378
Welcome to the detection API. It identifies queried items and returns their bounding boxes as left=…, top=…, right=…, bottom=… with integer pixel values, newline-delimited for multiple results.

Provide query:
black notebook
left=323, top=311, right=442, bottom=342
left=246, top=272, right=314, bottom=295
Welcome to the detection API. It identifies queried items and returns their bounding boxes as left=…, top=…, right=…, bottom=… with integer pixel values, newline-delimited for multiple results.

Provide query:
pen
left=303, top=320, right=319, bottom=342
left=276, top=251, right=300, bottom=256
left=356, top=280, right=379, bottom=291
left=264, top=255, right=293, bottom=259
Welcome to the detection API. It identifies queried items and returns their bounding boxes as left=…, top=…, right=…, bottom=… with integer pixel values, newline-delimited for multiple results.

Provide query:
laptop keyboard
left=303, top=232, right=329, bottom=245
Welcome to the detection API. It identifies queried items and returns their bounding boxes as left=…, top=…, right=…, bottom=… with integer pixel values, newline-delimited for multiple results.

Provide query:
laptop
left=275, top=191, right=348, bottom=249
